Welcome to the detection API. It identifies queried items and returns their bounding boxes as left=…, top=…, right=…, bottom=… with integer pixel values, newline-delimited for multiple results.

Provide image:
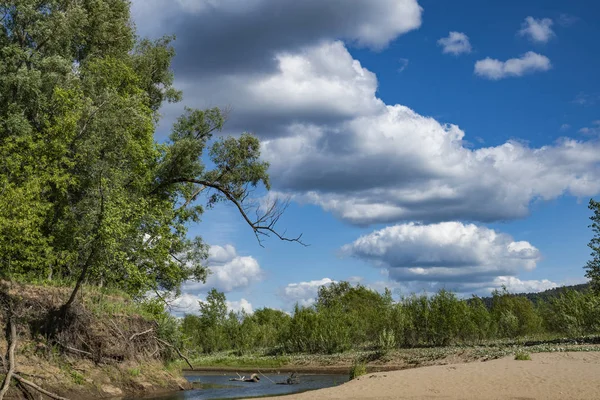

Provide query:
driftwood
left=229, top=373, right=260, bottom=382
left=276, top=372, right=300, bottom=385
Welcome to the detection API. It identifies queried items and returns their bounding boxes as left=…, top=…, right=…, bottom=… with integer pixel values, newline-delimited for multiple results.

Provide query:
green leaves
left=585, top=199, right=600, bottom=293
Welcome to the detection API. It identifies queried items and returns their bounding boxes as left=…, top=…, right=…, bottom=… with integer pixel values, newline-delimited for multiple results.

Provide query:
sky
left=130, top=0, right=600, bottom=315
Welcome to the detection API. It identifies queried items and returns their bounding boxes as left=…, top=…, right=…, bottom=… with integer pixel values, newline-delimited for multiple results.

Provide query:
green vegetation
left=514, top=351, right=531, bottom=361
left=0, top=0, right=300, bottom=316
left=178, top=282, right=600, bottom=359
left=585, top=199, right=600, bottom=293
left=349, top=362, right=367, bottom=380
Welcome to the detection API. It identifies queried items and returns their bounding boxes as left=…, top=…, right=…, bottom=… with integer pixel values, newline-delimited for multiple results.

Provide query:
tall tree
left=0, top=0, right=302, bottom=310
left=585, top=199, right=600, bottom=294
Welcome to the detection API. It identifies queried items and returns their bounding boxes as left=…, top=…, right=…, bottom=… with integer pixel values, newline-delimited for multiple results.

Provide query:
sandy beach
left=262, top=352, right=600, bottom=400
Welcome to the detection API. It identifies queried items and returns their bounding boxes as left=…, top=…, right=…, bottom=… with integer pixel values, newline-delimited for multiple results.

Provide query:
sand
left=263, top=352, right=600, bottom=400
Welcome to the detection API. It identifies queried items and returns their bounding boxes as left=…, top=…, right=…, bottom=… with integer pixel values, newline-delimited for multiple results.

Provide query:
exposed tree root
left=0, top=316, right=16, bottom=400
left=13, top=374, right=70, bottom=400
left=0, top=290, right=71, bottom=400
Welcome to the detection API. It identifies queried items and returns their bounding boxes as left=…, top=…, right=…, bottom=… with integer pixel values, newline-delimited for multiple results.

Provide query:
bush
left=514, top=351, right=531, bottom=361
left=349, top=361, right=367, bottom=380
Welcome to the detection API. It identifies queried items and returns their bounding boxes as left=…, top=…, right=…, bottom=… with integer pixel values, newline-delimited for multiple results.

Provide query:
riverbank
left=0, top=282, right=190, bottom=399
left=258, top=352, right=600, bottom=400
left=181, top=337, right=600, bottom=376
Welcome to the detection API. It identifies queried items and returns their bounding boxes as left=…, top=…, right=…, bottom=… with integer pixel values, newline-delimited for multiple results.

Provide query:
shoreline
left=256, top=352, right=600, bottom=400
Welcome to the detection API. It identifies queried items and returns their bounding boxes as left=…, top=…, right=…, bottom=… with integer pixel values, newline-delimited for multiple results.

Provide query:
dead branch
left=58, top=343, right=93, bottom=357
left=129, top=328, right=154, bottom=341
left=0, top=316, right=16, bottom=400
left=13, top=374, right=70, bottom=400
left=156, top=178, right=307, bottom=247
left=154, top=337, right=193, bottom=370
left=108, top=319, right=126, bottom=340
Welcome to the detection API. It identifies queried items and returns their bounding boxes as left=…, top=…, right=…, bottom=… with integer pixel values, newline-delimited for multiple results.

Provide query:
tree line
left=179, top=282, right=600, bottom=356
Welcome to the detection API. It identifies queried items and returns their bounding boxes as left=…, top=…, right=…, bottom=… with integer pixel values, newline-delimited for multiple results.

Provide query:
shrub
left=349, top=361, right=367, bottom=380
left=514, top=351, right=531, bottom=361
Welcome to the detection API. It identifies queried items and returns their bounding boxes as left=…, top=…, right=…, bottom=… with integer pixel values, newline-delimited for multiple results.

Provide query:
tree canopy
left=0, top=0, right=301, bottom=306
left=585, top=199, right=600, bottom=293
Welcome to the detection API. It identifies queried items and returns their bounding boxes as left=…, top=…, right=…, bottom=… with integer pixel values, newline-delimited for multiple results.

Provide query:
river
left=128, top=372, right=348, bottom=400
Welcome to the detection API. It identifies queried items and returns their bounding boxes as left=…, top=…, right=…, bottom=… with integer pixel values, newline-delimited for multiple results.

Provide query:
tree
left=0, top=0, right=302, bottom=312
left=585, top=199, right=600, bottom=294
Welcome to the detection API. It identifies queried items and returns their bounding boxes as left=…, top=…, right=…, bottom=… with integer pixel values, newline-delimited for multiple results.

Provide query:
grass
left=514, top=351, right=532, bottom=361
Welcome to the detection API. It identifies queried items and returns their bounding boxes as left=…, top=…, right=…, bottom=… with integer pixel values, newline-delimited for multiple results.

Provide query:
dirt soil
left=259, top=352, right=600, bottom=400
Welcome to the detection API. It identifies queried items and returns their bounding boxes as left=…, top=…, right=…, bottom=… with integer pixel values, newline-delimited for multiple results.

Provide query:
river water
left=131, top=372, right=348, bottom=400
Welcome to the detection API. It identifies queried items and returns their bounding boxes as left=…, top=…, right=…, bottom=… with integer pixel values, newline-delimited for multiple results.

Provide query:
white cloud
left=398, top=58, right=409, bottom=73
left=184, top=245, right=263, bottom=293
left=437, top=32, right=472, bottom=55
left=130, top=0, right=422, bottom=63
left=558, top=14, right=579, bottom=27
left=279, top=278, right=335, bottom=307
left=342, top=222, right=541, bottom=284
left=490, top=276, right=557, bottom=293
left=579, top=121, right=600, bottom=136
left=169, top=293, right=253, bottom=315
left=130, top=5, right=600, bottom=227
left=474, top=52, right=551, bottom=80
left=227, top=298, right=254, bottom=314
left=519, top=17, right=555, bottom=43
left=560, top=124, right=571, bottom=131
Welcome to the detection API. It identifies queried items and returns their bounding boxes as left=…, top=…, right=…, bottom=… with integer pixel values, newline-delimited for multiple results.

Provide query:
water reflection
left=133, top=372, right=347, bottom=400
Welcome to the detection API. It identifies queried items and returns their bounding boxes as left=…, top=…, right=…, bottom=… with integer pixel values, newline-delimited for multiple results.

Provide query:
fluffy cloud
left=169, top=293, right=253, bottom=315
left=475, top=52, right=551, bottom=80
left=183, top=245, right=263, bottom=293
left=227, top=298, right=254, bottom=314
left=437, top=32, right=472, bottom=55
left=518, top=17, right=555, bottom=43
left=342, top=222, right=540, bottom=285
left=279, top=278, right=335, bottom=306
left=131, top=0, right=422, bottom=77
left=131, top=2, right=600, bottom=227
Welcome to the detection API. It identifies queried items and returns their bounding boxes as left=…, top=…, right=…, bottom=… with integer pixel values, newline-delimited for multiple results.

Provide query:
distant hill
left=475, top=283, right=591, bottom=309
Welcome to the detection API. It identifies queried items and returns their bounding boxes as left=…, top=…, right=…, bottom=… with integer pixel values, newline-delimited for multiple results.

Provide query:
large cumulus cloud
left=342, top=222, right=542, bottom=286
left=131, top=1, right=600, bottom=226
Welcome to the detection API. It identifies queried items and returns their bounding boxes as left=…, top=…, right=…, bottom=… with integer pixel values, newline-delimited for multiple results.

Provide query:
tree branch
left=154, top=338, right=193, bottom=370
left=163, top=178, right=306, bottom=247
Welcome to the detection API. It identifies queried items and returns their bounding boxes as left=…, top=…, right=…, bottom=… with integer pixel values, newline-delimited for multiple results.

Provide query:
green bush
left=514, top=351, right=531, bottom=361
left=349, top=361, right=367, bottom=380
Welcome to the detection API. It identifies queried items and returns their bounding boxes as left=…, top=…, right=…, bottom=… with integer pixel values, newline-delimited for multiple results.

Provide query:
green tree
left=585, top=199, right=600, bottom=293
left=0, top=0, right=302, bottom=313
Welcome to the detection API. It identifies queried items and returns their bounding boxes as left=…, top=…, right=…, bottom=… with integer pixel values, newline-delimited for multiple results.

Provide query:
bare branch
left=175, top=178, right=306, bottom=246
left=129, top=328, right=154, bottom=341
left=154, top=337, right=193, bottom=370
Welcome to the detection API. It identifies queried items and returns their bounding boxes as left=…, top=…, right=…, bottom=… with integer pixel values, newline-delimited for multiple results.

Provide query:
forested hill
left=477, top=283, right=590, bottom=308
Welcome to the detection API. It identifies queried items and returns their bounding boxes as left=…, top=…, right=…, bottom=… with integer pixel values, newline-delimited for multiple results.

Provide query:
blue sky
left=131, top=0, right=600, bottom=314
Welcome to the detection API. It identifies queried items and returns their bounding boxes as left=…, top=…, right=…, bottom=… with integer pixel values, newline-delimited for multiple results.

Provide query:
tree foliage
left=0, top=0, right=300, bottom=307
left=585, top=199, right=600, bottom=293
